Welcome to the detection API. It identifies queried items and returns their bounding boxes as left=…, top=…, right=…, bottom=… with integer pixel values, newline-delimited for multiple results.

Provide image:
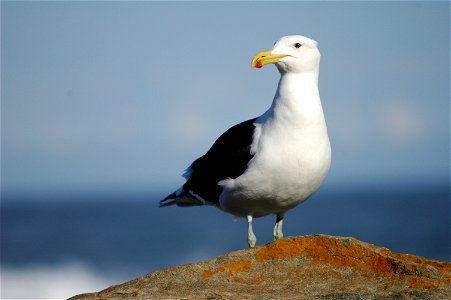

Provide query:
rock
left=70, top=235, right=450, bottom=299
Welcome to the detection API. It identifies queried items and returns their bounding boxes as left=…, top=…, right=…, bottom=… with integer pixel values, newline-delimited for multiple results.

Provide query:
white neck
left=265, top=71, right=325, bottom=126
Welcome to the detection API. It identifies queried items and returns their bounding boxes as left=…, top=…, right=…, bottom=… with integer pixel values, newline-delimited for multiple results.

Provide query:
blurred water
left=1, top=184, right=449, bottom=298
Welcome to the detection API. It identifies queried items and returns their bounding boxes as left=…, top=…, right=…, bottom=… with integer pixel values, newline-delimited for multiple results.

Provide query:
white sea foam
left=1, top=261, right=121, bottom=299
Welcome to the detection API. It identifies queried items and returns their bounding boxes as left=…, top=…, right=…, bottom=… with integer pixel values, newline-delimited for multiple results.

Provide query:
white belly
left=218, top=121, right=331, bottom=218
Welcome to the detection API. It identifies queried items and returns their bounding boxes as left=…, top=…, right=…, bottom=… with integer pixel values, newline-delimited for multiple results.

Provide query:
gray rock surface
left=70, top=235, right=451, bottom=299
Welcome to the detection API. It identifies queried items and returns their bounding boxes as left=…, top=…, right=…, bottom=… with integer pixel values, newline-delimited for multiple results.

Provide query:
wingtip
left=159, top=200, right=175, bottom=208
left=159, top=192, right=177, bottom=207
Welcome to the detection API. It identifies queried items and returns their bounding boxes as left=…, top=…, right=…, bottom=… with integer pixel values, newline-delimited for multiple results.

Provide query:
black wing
left=161, top=118, right=256, bottom=206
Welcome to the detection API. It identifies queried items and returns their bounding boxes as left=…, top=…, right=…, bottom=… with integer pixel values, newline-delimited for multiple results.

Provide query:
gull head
left=252, top=35, right=320, bottom=74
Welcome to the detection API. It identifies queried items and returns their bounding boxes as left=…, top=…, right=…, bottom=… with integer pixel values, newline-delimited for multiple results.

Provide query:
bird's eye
left=294, top=43, right=302, bottom=48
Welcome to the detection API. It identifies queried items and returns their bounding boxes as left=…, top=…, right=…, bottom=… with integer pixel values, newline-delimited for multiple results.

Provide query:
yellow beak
left=251, top=50, right=287, bottom=68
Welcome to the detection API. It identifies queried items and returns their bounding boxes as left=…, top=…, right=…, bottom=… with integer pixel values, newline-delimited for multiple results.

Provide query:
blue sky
left=2, top=1, right=450, bottom=199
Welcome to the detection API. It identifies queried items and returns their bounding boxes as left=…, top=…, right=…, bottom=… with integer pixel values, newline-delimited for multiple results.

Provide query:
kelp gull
left=160, top=35, right=331, bottom=247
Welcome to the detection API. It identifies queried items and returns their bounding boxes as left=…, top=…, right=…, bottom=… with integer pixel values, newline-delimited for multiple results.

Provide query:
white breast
left=218, top=72, right=331, bottom=218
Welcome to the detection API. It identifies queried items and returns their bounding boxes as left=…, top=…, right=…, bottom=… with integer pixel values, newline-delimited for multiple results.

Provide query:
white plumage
left=161, top=35, right=331, bottom=247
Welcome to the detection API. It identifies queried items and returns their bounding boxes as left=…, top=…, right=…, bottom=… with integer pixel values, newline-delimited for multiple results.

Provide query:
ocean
left=1, top=184, right=449, bottom=299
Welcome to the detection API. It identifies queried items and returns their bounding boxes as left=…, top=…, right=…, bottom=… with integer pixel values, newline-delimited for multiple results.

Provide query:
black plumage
left=160, top=118, right=256, bottom=207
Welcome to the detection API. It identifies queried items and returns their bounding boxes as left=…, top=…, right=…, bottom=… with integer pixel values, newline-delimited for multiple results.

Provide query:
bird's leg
left=273, top=213, right=284, bottom=240
left=247, top=215, right=256, bottom=248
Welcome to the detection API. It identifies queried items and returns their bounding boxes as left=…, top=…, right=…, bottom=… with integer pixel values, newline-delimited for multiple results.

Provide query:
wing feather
left=160, top=118, right=256, bottom=206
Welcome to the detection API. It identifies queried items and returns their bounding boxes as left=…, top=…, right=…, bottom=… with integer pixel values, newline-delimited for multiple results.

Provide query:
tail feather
left=159, top=188, right=208, bottom=207
left=159, top=191, right=178, bottom=207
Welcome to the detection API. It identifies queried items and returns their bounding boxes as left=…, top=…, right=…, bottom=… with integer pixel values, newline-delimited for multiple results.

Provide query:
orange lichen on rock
left=255, top=235, right=451, bottom=290
left=201, top=258, right=252, bottom=279
left=254, top=237, right=305, bottom=261
left=407, top=277, right=441, bottom=289
left=255, top=235, right=395, bottom=274
left=71, top=235, right=451, bottom=300
left=256, top=236, right=393, bottom=274
left=380, top=248, right=451, bottom=278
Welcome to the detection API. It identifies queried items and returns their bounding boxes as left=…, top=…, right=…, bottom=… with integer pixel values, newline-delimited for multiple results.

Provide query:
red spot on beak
left=255, top=62, right=263, bottom=68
